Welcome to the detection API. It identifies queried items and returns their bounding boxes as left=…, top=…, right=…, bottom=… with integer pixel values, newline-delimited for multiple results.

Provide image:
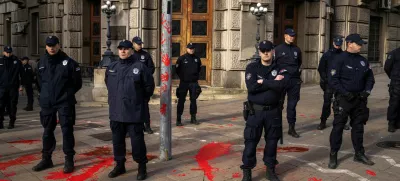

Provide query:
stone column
left=62, top=0, right=82, bottom=62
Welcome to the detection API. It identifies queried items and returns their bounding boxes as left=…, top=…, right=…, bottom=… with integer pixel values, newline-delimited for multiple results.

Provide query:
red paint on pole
left=7, top=140, right=41, bottom=144
left=161, top=72, right=169, bottom=82
left=161, top=14, right=171, bottom=34
left=366, top=170, right=376, bottom=176
left=66, top=157, right=113, bottom=181
left=308, top=177, right=322, bottom=181
left=162, top=53, right=171, bottom=66
left=193, top=143, right=232, bottom=181
left=3, top=172, right=16, bottom=177
left=160, top=83, right=168, bottom=93
left=232, top=172, right=241, bottom=178
left=0, top=154, right=40, bottom=170
left=160, top=104, right=167, bottom=115
left=80, top=146, right=112, bottom=156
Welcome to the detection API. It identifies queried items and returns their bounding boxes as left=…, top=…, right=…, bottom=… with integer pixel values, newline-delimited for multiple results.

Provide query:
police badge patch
left=388, top=54, right=392, bottom=59
left=271, top=70, right=277, bottom=76
left=133, top=68, right=139, bottom=74
left=13, top=61, right=17, bottom=64
left=294, top=52, right=297, bottom=57
left=195, top=59, right=198, bottom=62
left=141, top=55, right=145, bottom=59
left=62, top=60, right=68, bottom=66
left=246, top=73, right=252, bottom=80
left=331, top=69, right=336, bottom=76
left=360, top=61, right=365, bottom=66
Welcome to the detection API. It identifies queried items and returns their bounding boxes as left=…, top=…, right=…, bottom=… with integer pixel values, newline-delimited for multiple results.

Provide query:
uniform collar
left=119, top=55, right=135, bottom=64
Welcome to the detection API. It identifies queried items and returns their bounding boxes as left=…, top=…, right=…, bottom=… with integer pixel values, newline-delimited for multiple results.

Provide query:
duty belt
left=252, top=104, right=276, bottom=111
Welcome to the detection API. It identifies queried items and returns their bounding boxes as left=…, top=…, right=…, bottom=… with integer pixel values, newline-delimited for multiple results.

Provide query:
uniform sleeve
left=176, top=56, right=182, bottom=76
left=141, top=65, right=155, bottom=98
left=384, top=52, right=394, bottom=78
left=37, top=61, right=42, bottom=91
left=298, top=48, right=302, bottom=68
left=364, top=61, right=375, bottom=92
left=318, top=52, right=328, bottom=82
left=146, top=53, right=155, bottom=74
left=198, top=56, right=202, bottom=73
left=19, top=61, right=24, bottom=87
left=328, top=56, right=348, bottom=95
left=245, top=63, right=269, bottom=93
left=260, top=68, right=288, bottom=92
left=71, top=60, right=82, bottom=94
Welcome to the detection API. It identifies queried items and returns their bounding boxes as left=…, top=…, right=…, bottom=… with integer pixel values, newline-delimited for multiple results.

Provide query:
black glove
left=360, top=91, right=370, bottom=100
left=345, top=92, right=355, bottom=101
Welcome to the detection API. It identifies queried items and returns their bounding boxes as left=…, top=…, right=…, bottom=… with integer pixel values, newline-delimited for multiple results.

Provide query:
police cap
left=333, top=36, right=343, bottom=46
left=46, top=36, right=60, bottom=46
left=284, top=28, right=296, bottom=36
left=21, top=56, right=29, bottom=60
left=132, top=36, right=143, bottom=44
left=345, top=34, right=367, bottom=45
left=4, top=46, right=12, bottom=53
left=187, top=43, right=195, bottom=49
left=117, top=40, right=133, bottom=49
left=258, top=40, right=274, bottom=52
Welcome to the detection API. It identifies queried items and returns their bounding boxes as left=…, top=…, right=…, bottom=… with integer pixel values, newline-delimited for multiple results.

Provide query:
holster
left=243, top=101, right=255, bottom=121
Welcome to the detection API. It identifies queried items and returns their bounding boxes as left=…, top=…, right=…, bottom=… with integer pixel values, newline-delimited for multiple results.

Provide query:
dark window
left=285, top=5, right=294, bottom=20
left=172, top=43, right=181, bottom=57
left=284, top=25, right=293, bottom=31
left=193, top=43, right=207, bottom=58
left=31, top=12, right=39, bottom=55
left=199, top=65, right=206, bottom=80
left=173, top=0, right=181, bottom=13
left=93, top=22, right=100, bottom=36
left=172, top=20, right=181, bottom=35
left=192, top=21, right=207, bottom=36
left=274, top=4, right=280, bottom=17
left=93, top=1, right=101, bottom=16
left=93, top=41, right=100, bottom=55
left=274, top=24, right=278, bottom=39
left=368, top=16, right=381, bottom=62
left=192, top=0, right=207, bottom=13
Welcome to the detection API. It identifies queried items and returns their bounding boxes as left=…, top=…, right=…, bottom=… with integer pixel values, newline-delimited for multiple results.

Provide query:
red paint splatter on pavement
left=160, top=104, right=167, bottom=115
left=227, top=124, right=234, bottom=127
left=232, top=172, right=241, bottom=178
left=231, top=117, right=237, bottom=120
left=366, top=170, right=376, bottom=176
left=162, top=53, right=171, bottom=66
left=0, top=154, right=40, bottom=170
left=177, top=173, right=186, bottom=177
left=7, top=140, right=40, bottom=144
left=308, top=177, right=322, bottom=181
left=193, top=143, right=232, bottom=181
left=256, top=147, right=309, bottom=153
left=147, top=154, right=158, bottom=161
left=67, top=157, right=113, bottom=181
left=45, top=169, right=73, bottom=180
left=219, top=126, right=224, bottom=128
left=0, top=180, right=10, bottom=181
left=172, top=170, right=177, bottom=172
left=81, top=146, right=112, bottom=156
left=3, top=172, right=16, bottom=177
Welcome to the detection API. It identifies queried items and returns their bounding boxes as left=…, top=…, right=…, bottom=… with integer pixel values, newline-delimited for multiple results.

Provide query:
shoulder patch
left=246, top=73, right=252, bottom=80
left=62, top=60, right=68, bottom=66
left=331, top=69, right=336, bottom=76
left=133, top=68, right=139, bottom=74
left=75, top=67, right=80, bottom=71
left=388, top=54, right=392, bottom=60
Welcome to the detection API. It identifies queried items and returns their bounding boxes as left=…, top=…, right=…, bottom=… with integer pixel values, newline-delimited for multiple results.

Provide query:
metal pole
left=159, top=0, right=172, bottom=161
left=106, top=14, right=112, bottom=51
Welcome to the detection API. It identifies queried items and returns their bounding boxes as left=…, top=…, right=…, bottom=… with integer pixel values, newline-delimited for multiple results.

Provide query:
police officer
left=131, top=36, right=155, bottom=134
left=274, top=28, right=301, bottom=138
left=32, top=36, right=82, bottom=173
left=384, top=47, right=400, bottom=132
left=317, top=37, right=350, bottom=130
left=241, top=41, right=288, bottom=181
left=0, top=46, right=22, bottom=129
left=175, top=43, right=202, bottom=126
left=105, top=40, right=155, bottom=180
left=328, top=34, right=375, bottom=169
left=21, top=56, right=34, bottom=111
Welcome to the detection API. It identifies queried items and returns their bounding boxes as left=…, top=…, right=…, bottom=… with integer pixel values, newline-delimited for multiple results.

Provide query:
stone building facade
left=1, top=0, right=400, bottom=91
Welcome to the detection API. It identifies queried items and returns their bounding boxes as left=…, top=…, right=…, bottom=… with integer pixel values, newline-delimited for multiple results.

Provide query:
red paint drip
left=147, top=154, right=157, bottom=161
left=366, top=170, right=376, bottom=176
left=7, top=140, right=41, bottom=144
left=3, top=172, right=16, bottom=177
left=45, top=169, right=73, bottom=180
left=194, top=143, right=232, bottom=181
left=299, top=114, right=306, bottom=117
left=219, top=126, right=224, bottom=128
left=66, top=157, right=113, bottom=181
left=81, top=146, right=112, bottom=156
left=160, top=104, right=167, bottom=115
left=161, top=72, right=169, bottom=82
left=232, top=172, right=241, bottom=178
left=256, top=147, right=309, bottom=153
left=308, top=177, right=322, bottom=181
left=0, top=154, right=40, bottom=170
left=227, top=124, right=234, bottom=127
left=177, top=173, right=186, bottom=177
left=172, top=170, right=177, bottom=173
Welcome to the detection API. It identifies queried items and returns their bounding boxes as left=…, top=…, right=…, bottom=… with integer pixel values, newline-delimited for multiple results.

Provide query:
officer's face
left=22, top=59, right=28, bottom=65
left=187, top=48, right=195, bottom=55
left=3, top=52, right=12, bottom=57
left=284, top=34, right=295, bottom=44
left=46, top=44, right=60, bottom=55
left=133, top=42, right=142, bottom=51
left=333, top=42, right=341, bottom=49
left=259, top=49, right=273, bottom=62
left=118, top=48, right=133, bottom=59
left=347, top=42, right=362, bottom=53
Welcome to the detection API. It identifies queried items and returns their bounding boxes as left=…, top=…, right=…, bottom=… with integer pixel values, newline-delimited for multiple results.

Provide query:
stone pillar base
left=92, top=68, right=108, bottom=102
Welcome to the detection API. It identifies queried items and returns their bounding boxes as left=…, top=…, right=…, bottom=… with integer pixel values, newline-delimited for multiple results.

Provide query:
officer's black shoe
left=354, top=152, right=374, bottom=166
left=7, top=120, right=15, bottom=129
left=0, top=122, right=4, bottom=129
left=176, top=116, right=183, bottom=126
left=328, top=152, right=338, bottom=169
left=144, top=123, right=154, bottom=134
left=266, top=167, right=280, bottom=181
left=191, top=114, right=199, bottom=125
left=288, top=124, right=300, bottom=138
left=317, top=120, right=326, bottom=130
left=108, top=164, right=126, bottom=178
left=23, top=106, right=33, bottom=111
left=344, top=124, right=350, bottom=130
left=137, top=163, right=147, bottom=180
left=63, top=156, right=74, bottom=173
left=388, top=122, right=396, bottom=133
left=242, top=168, right=252, bottom=181
left=32, top=159, right=54, bottom=172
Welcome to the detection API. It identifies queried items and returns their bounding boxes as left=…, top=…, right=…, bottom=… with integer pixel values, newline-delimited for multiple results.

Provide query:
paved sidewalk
left=0, top=74, right=399, bottom=181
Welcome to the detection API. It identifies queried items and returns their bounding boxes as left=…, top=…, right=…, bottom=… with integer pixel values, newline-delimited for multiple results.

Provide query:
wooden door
left=171, top=0, right=213, bottom=85
left=273, top=0, right=298, bottom=45
left=90, top=0, right=101, bottom=66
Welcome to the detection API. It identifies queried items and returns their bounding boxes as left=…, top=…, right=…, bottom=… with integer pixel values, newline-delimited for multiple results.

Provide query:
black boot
left=0, top=121, right=4, bottom=129
left=191, top=114, right=199, bottom=125
left=108, top=162, right=126, bottom=178
left=328, top=151, right=338, bottom=169
left=354, top=152, right=374, bottom=166
left=242, top=168, right=252, bottom=181
left=137, top=163, right=147, bottom=180
left=144, top=123, right=154, bottom=134
left=176, top=115, right=183, bottom=126
left=266, top=167, right=280, bottom=181
left=7, top=120, right=15, bottom=129
left=23, top=105, right=33, bottom=111
left=344, top=124, right=350, bottom=130
left=32, top=157, right=54, bottom=172
left=288, top=124, right=300, bottom=138
left=63, top=156, right=74, bottom=173
left=317, top=120, right=326, bottom=130
left=388, top=121, right=396, bottom=133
